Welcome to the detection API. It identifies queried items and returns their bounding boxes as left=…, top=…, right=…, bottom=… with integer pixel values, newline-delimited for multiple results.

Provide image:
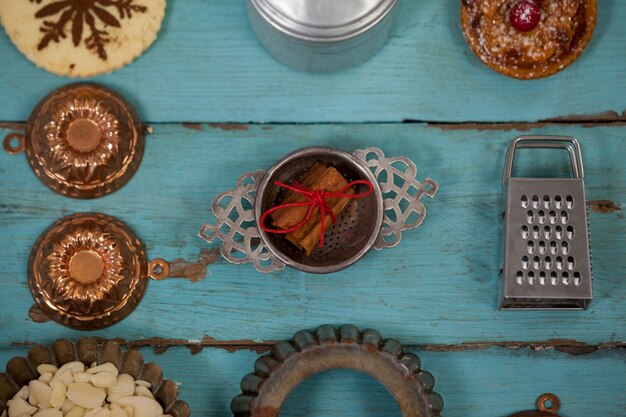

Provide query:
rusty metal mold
left=6, top=83, right=144, bottom=199
left=508, top=393, right=562, bottom=416
left=0, top=338, right=190, bottom=417
left=231, top=324, right=444, bottom=417
left=28, top=213, right=169, bottom=330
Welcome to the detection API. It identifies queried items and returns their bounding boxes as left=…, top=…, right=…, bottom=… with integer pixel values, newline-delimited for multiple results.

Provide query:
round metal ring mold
left=28, top=213, right=168, bottom=330
left=254, top=146, right=384, bottom=274
left=0, top=338, right=189, bottom=417
left=231, top=324, right=444, bottom=417
left=22, top=83, right=144, bottom=199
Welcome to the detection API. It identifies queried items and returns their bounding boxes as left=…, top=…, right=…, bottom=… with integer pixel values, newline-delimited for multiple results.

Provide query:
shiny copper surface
left=28, top=213, right=150, bottom=330
left=508, top=393, right=562, bottom=417
left=24, top=83, right=144, bottom=199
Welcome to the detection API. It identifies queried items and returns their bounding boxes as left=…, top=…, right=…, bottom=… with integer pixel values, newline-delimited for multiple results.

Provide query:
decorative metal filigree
left=199, top=147, right=438, bottom=273
left=198, top=170, right=285, bottom=273
left=353, top=147, right=439, bottom=250
left=30, top=0, right=148, bottom=60
left=46, top=95, right=121, bottom=183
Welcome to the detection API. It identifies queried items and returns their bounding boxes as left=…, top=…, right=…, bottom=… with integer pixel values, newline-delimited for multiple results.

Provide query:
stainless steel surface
left=500, top=136, right=592, bottom=310
left=247, top=0, right=398, bottom=72
left=199, top=146, right=438, bottom=274
left=231, top=324, right=444, bottom=417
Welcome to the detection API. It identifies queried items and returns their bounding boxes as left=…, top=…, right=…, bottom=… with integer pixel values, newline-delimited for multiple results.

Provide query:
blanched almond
left=122, top=407, right=133, bottom=417
left=38, top=373, right=53, bottom=384
left=60, top=399, right=76, bottom=414
left=133, top=381, right=150, bottom=389
left=32, top=409, right=62, bottom=417
left=106, top=375, right=133, bottom=403
left=73, top=373, right=91, bottom=384
left=29, top=380, right=52, bottom=408
left=108, top=406, right=125, bottom=417
left=86, top=364, right=118, bottom=377
left=82, top=408, right=103, bottom=417
left=7, top=396, right=38, bottom=417
left=113, top=397, right=162, bottom=417
left=90, top=373, right=116, bottom=389
left=48, top=381, right=66, bottom=409
left=36, top=365, right=58, bottom=376
left=15, top=386, right=29, bottom=400
left=64, top=407, right=86, bottom=417
left=66, top=384, right=105, bottom=409
left=92, top=409, right=110, bottom=417
left=132, top=386, right=153, bottom=399
left=56, top=363, right=84, bottom=376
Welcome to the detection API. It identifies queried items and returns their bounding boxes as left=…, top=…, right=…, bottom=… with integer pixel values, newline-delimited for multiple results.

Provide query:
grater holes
left=573, top=271, right=582, bottom=286
left=549, top=241, right=558, bottom=255
left=560, top=210, right=568, bottom=224
left=539, top=271, right=547, bottom=285
left=566, top=225, right=574, bottom=239
left=538, top=240, right=546, bottom=254
left=556, top=256, right=563, bottom=270
left=521, top=225, right=529, bottom=239
left=521, top=256, right=529, bottom=270
left=550, top=271, right=558, bottom=285
left=566, top=195, right=574, bottom=209
left=527, top=241, right=535, bottom=254
left=526, top=210, right=534, bottom=224
left=532, top=256, right=540, bottom=270
left=555, top=225, right=563, bottom=240
left=567, top=256, right=575, bottom=270
left=516, top=271, right=524, bottom=285
left=561, top=241, right=570, bottom=255
left=527, top=271, right=536, bottom=285
left=543, top=226, right=551, bottom=239
left=543, top=195, right=551, bottom=208
left=521, top=195, right=529, bottom=208
left=555, top=195, right=563, bottom=209
left=544, top=256, right=552, bottom=269
left=537, top=210, right=546, bottom=224
left=532, top=225, right=540, bottom=239
left=549, top=210, right=557, bottom=224
left=531, top=195, right=540, bottom=209
left=562, top=271, right=570, bottom=285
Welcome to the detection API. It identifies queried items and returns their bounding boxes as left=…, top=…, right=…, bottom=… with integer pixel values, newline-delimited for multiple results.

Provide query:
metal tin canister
left=247, top=0, right=398, bottom=72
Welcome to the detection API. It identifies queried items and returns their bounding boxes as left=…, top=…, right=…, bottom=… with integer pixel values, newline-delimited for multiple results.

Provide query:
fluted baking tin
left=500, top=136, right=592, bottom=310
left=247, top=0, right=398, bottom=72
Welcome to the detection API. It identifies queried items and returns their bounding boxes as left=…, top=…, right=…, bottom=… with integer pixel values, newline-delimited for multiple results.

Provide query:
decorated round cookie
left=0, top=0, right=166, bottom=77
left=461, top=0, right=597, bottom=79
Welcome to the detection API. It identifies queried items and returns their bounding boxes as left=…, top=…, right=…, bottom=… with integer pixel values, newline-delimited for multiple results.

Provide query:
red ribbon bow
left=260, top=179, right=374, bottom=248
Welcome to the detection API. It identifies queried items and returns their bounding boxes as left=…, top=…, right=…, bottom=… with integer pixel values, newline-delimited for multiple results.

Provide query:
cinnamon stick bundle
left=269, top=163, right=354, bottom=255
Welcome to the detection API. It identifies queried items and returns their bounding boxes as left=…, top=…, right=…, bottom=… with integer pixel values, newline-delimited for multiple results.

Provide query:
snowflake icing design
left=29, top=0, right=148, bottom=60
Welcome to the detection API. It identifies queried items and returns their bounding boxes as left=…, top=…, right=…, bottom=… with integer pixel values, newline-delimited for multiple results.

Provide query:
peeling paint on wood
left=545, top=110, right=626, bottom=123
left=183, top=123, right=203, bottom=131
left=421, top=339, right=626, bottom=356
left=167, top=248, right=220, bottom=282
left=208, top=123, right=249, bottom=131
left=588, top=200, right=622, bottom=214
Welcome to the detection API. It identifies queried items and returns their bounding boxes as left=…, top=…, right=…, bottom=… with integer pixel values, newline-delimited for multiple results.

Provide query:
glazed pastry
left=461, top=0, right=597, bottom=79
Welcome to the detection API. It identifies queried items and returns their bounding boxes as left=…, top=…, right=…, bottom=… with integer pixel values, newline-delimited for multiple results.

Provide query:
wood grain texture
left=0, top=0, right=624, bottom=123
left=0, top=346, right=623, bottom=417
left=0, top=123, right=623, bottom=348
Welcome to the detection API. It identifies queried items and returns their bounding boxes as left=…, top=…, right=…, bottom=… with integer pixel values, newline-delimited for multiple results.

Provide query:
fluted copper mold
left=16, top=83, right=143, bottom=198
left=0, top=338, right=190, bottom=417
left=232, top=324, right=444, bottom=417
left=28, top=213, right=169, bottom=330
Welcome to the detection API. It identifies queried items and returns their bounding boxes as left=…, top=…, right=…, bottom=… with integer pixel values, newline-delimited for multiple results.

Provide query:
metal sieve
left=254, top=147, right=384, bottom=273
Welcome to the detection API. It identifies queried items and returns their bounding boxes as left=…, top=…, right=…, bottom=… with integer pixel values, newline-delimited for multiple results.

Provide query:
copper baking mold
left=0, top=338, right=189, bottom=417
left=231, top=324, right=444, bottom=417
left=3, top=83, right=144, bottom=199
left=508, top=394, right=562, bottom=417
left=28, top=213, right=169, bottom=330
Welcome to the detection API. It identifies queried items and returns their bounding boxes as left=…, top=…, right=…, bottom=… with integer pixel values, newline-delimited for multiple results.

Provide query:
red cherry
left=509, top=1, right=541, bottom=32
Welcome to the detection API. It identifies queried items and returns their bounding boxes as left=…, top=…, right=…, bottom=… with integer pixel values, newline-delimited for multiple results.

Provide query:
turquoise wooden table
left=0, top=1, right=624, bottom=416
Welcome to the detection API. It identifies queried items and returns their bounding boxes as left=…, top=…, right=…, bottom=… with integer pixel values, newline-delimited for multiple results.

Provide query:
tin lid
left=24, top=83, right=144, bottom=199
left=250, top=0, right=397, bottom=41
left=28, top=213, right=168, bottom=330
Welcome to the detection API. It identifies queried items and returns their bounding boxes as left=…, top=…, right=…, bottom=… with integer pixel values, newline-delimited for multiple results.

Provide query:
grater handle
left=502, top=135, right=584, bottom=186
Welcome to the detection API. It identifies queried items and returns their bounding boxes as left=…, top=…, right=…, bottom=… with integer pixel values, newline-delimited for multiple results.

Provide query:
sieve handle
left=502, top=135, right=584, bottom=186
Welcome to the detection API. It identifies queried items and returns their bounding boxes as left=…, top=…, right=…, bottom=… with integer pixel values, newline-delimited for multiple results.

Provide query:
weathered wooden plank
left=0, top=0, right=624, bottom=123
left=0, top=345, right=623, bottom=417
left=0, top=122, right=623, bottom=347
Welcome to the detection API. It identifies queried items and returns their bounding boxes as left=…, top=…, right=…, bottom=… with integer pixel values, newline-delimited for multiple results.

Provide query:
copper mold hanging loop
left=508, top=393, right=562, bottom=416
left=16, top=83, right=144, bottom=199
left=28, top=213, right=169, bottom=330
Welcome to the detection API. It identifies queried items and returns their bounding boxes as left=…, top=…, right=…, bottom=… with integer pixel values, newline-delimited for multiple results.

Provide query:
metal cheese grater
left=500, top=136, right=592, bottom=310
